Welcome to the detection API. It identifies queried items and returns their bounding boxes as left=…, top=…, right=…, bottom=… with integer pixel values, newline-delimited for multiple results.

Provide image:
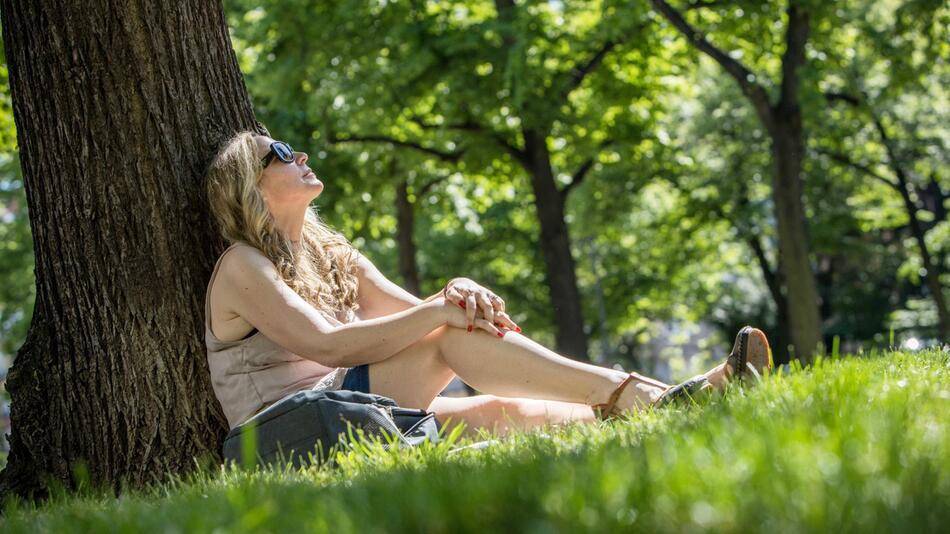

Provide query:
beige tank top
left=205, top=242, right=351, bottom=429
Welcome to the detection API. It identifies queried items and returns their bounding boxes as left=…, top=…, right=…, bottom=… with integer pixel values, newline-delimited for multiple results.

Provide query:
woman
left=204, top=132, right=772, bottom=437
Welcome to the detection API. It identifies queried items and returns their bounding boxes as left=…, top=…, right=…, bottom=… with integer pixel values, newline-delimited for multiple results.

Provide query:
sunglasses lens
left=274, top=142, right=294, bottom=162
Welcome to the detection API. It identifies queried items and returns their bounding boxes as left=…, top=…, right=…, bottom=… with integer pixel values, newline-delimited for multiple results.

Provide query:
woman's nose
left=295, top=151, right=309, bottom=165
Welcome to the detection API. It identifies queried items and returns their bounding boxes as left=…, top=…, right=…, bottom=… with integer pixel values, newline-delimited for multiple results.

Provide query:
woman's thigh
left=367, top=325, right=457, bottom=409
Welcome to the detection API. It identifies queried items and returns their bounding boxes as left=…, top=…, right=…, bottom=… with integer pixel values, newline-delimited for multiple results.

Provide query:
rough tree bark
left=0, top=0, right=260, bottom=499
left=652, top=0, right=823, bottom=361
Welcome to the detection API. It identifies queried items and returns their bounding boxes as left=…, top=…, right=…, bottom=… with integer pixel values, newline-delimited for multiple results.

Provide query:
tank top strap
left=205, top=241, right=253, bottom=332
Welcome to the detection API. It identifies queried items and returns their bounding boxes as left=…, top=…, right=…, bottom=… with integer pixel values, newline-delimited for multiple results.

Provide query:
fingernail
left=460, top=302, right=466, bottom=309
left=515, top=327, right=522, bottom=333
left=497, top=331, right=504, bottom=337
left=467, top=325, right=473, bottom=332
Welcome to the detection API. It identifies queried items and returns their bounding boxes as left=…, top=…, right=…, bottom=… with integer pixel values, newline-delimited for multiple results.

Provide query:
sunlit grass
left=2, top=349, right=949, bottom=533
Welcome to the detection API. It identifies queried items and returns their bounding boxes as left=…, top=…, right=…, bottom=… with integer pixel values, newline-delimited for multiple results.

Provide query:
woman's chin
left=307, top=181, right=324, bottom=194
left=307, top=185, right=324, bottom=202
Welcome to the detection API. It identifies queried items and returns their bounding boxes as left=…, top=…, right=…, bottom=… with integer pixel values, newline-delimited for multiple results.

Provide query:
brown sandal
left=726, top=326, right=772, bottom=383
left=593, top=326, right=772, bottom=421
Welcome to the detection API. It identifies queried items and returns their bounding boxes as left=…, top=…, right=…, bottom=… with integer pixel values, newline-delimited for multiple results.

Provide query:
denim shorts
left=341, top=364, right=371, bottom=393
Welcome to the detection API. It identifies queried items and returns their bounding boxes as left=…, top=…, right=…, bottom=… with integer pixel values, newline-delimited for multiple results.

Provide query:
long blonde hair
left=205, top=131, right=360, bottom=319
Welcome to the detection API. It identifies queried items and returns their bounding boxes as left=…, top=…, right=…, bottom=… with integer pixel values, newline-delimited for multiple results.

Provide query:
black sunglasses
left=261, top=141, right=295, bottom=168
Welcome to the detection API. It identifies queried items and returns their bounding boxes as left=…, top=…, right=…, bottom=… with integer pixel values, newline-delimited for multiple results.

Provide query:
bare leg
left=368, top=326, right=668, bottom=415
left=427, top=395, right=597, bottom=439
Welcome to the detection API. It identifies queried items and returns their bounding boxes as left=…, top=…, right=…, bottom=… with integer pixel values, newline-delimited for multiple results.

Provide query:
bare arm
left=220, top=246, right=450, bottom=368
left=354, top=252, right=515, bottom=335
left=353, top=250, right=447, bottom=319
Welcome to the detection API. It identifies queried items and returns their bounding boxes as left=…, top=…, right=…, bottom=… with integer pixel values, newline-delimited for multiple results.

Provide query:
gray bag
left=222, top=389, right=441, bottom=468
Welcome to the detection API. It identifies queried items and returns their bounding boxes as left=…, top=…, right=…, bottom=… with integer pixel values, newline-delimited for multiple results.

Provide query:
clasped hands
left=441, top=277, right=521, bottom=338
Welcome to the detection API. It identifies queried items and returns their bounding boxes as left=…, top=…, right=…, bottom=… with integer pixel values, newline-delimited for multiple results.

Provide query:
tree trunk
left=523, top=129, right=589, bottom=360
left=0, top=0, right=259, bottom=499
left=395, top=179, right=422, bottom=297
left=747, top=236, right=792, bottom=364
left=769, top=117, right=822, bottom=361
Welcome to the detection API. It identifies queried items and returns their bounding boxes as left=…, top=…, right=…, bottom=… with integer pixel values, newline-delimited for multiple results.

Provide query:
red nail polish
left=460, top=302, right=466, bottom=309
left=497, top=331, right=504, bottom=337
left=467, top=325, right=473, bottom=332
left=515, top=327, right=522, bottom=333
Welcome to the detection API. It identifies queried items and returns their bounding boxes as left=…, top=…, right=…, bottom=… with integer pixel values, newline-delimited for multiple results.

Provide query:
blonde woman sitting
left=204, top=132, right=772, bottom=437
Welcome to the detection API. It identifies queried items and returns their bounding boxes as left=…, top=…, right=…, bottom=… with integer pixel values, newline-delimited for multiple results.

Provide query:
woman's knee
left=435, top=324, right=494, bottom=354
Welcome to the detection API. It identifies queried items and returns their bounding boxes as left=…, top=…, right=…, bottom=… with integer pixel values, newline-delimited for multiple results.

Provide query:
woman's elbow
left=299, top=330, right=343, bottom=367
left=302, top=347, right=341, bottom=368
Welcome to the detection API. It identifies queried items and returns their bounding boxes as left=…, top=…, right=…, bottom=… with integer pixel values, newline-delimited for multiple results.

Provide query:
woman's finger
left=466, top=293, right=477, bottom=332
left=475, top=292, right=495, bottom=325
left=490, top=294, right=506, bottom=313
left=475, top=318, right=505, bottom=338
left=445, top=286, right=466, bottom=309
left=493, top=310, right=521, bottom=333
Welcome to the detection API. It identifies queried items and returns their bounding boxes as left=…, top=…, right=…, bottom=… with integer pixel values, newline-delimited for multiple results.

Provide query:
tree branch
left=823, top=91, right=861, bottom=106
left=559, top=139, right=614, bottom=199
left=558, top=39, right=619, bottom=103
left=409, top=115, right=482, bottom=132
left=417, top=175, right=447, bottom=196
left=561, top=158, right=595, bottom=199
left=814, top=147, right=898, bottom=189
left=407, top=113, right=528, bottom=166
left=326, top=132, right=465, bottom=162
left=686, top=0, right=724, bottom=10
left=823, top=90, right=915, bottom=193
left=650, top=0, right=774, bottom=128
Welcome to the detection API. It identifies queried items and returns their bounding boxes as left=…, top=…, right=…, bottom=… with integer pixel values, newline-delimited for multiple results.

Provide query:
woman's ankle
left=704, top=362, right=731, bottom=389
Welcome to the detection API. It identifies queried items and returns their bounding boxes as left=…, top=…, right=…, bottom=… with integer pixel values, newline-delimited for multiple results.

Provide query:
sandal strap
left=594, top=373, right=638, bottom=420
left=593, top=371, right=704, bottom=420
left=652, top=375, right=710, bottom=408
left=727, top=326, right=752, bottom=383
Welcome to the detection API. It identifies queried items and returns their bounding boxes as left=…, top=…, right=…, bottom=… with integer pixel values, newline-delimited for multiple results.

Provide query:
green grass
left=2, top=350, right=949, bottom=533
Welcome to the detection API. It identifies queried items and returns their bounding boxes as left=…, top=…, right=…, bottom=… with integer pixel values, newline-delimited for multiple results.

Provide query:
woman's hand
left=442, top=278, right=521, bottom=334
left=439, top=298, right=508, bottom=337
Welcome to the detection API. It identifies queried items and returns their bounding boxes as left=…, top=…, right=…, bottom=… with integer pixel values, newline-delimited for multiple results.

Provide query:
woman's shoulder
left=218, top=242, right=279, bottom=282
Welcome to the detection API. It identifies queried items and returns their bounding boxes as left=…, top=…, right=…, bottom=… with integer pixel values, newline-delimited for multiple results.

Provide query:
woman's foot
left=592, top=327, right=772, bottom=420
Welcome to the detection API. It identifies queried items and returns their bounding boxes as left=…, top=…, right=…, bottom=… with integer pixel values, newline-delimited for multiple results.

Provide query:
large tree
left=651, top=0, right=825, bottom=360
left=0, top=0, right=259, bottom=498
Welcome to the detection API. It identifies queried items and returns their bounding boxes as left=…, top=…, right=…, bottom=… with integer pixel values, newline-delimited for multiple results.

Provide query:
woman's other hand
left=442, top=278, right=521, bottom=334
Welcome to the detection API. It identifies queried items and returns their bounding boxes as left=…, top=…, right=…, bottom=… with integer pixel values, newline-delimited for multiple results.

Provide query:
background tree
left=815, top=0, right=949, bottom=339
left=650, top=0, right=826, bottom=360
left=0, top=0, right=260, bottom=498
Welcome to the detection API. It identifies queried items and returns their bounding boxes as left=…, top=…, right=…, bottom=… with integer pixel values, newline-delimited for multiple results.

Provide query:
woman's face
left=254, top=135, right=323, bottom=209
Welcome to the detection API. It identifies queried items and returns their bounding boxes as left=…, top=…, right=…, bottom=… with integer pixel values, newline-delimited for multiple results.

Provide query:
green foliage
left=0, top=0, right=945, bottom=357
left=0, top=35, right=35, bottom=357
left=3, top=350, right=949, bottom=532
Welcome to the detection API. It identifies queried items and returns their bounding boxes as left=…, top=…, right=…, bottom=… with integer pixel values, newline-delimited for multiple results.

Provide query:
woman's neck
left=271, top=206, right=306, bottom=243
